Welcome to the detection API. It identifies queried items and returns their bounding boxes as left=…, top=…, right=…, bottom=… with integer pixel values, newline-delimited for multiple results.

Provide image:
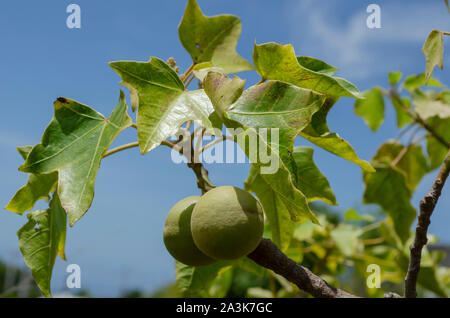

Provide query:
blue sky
left=0, top=0, right=449, bottom=297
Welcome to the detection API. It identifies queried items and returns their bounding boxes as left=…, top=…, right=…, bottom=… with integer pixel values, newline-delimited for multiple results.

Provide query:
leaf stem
left=181, top=63, right=195, bottom=84
left=102, top=142, right=139, bottom=158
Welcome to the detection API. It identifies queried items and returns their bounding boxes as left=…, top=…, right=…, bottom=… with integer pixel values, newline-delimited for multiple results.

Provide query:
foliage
left=3, top=0, right=450, bottom=298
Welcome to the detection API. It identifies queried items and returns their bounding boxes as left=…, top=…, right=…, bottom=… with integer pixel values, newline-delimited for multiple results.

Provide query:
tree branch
left=247, top=238, right=359, bottom=298
left=404, top=149, right=450, bottom=298
left=186, top=156, right=358, bottom=297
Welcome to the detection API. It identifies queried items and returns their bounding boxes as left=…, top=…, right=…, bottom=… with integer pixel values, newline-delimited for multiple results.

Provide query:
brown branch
left=247, top=238, right=359, bottom=298
left=404, top=149, right=450, bottom=298
left=187, top=155, right=358, bottom=297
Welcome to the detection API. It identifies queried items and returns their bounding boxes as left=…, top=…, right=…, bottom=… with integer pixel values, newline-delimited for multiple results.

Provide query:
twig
left=185, top=74, right=195, bottom=88
left=247, top=239, right=359, bottom=298
left=404, top=149, right=450, bottom=298
left=200, top=135, right=234, bottom=153
left=388, top=89, right=450, bottom=149
left=181, top=63, right=195, bottom=84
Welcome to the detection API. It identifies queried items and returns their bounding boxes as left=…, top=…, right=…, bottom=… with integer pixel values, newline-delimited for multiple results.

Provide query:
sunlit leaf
left=178, top=0, right=252, bottom=73
left=390, top=95, right=411, bottom=128
left=330, top=224, right=362, bottom=256
left=422, top=30, right=444, bottom=83
left=388, top=71, right=402, bottom=86
left=299, top=98, right=375, bottom=172
left=17, top=194, right=67, bottom=297
left=413, top=89, right=450, bottom=119
left=110, top=57, right=215, bottom=153
left=19, top=91, right=132, bottom=226
left=354, top=87, right=385, bottom=131
left=404, top=74, right=444, bottom=91
left=253, top=42, right=360, bottom=98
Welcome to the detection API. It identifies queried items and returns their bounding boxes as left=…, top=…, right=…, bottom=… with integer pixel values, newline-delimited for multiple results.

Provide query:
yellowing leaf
left=422, top=30, right=444, bottom=83
left=253, top=42, right=360, bottom=98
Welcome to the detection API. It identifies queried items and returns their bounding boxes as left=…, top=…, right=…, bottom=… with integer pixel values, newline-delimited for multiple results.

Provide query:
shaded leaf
left=363, top=167, right=416, bottom=242
left=373, top=141, right=429, bottom=192
left=110, top=57, right=214, bottom=153
left=17, top=194, right=67, bottom=297
left=6, top=147, right=57, bottom=215
left=296, top=56, right=338, bottom=76
left=390, top=96, right=411, bottom=128
left=245, top=165, right=296, bottom=251
left=175, top=260, right=231, bottom=296
left=422, top=30, right=444, bottom=83
left=19, top=91, right=131, bottom=226
left=292, top=146, right=337, bottom=205
left=178, top=0, right=252, bottom=73
left=354, top=87, right=385, bottom=131
left=427, top=117, right=450, bottom=169
left=253, top=42, right=360, bottom=98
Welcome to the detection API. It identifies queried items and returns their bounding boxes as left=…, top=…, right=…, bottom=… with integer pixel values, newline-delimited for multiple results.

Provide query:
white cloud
left=285, top=0, right=450, bottom=79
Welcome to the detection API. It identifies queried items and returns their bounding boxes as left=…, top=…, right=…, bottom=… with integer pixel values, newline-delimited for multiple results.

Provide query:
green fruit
left=191, top=186, right=264, bottom=260
left=163, top=196, right=216, bottom=266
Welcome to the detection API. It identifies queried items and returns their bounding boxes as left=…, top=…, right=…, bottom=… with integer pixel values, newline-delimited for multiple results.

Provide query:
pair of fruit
left=163, top=186, right=264, bottom=266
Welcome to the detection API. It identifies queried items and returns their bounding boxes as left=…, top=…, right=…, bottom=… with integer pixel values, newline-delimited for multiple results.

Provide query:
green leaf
left=390, top=96, right=411, bottom=128
left=6, top=147, right=57, bottom=215
left=404, top=74, right=444, bottom=91
left=205, top=74, right=323, bottom=225
left=292, top=146, right=337, bottom=205
left=422, top=30, right=444, bottom=83
left=373, top=141, right=429, bottom=192
left=244, top=165, right=296, bottom=251
left=344, top=209, right=374, bottom=222
left=296, top=56, right=338, bottom=76
left=178, top=0, right=252, bottom=73
left=354, top=87, right=385, bottom=131
left=330, top=224, right=362, bottom=256
left=175, top=260, right=231, bottom=296
left=110, top=57, right=215, bottom=153
left=363, top=141, right=429, bottom=241
left=427, top=117, right=450, bottom=169
left=17, top=194, right=67, bottom=297
left=388, top=71, right=402, bottom=86
left=418, top=266, right=448, bottom=297
left=299, top=98, right=375, bottom=172
left=226, top=80, right=326, bottom=168
left=19, top=91, right=132, bottom=226
left=253, top=42, right=361, bottom=98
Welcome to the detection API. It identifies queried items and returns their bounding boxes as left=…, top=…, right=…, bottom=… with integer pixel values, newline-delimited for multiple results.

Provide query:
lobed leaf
left=19, top=91, right=132, bottom=226
left=178, top=0, right=252, bottom=73
left=110, top=57, right=215, bottom=153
